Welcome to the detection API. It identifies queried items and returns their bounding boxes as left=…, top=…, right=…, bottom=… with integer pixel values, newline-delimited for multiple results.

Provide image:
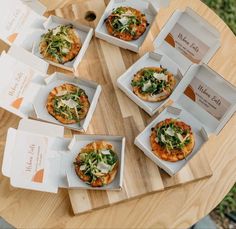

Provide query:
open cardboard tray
left=33, top=72, right=101, bottom=132
left=0, top=0, right=93, bottom=72
left=117, top=52, right=183, bottom=116
left=32, top=15, right=93, bottom=72
left=95, top=0, right=158, bottom=53
left=135, top=64, right=236, bottom=176
left=2, top=119, right=125, bottom=193
left=0, top=45, right=101, bottom=132
left=117, top=7, right=221, bottom=116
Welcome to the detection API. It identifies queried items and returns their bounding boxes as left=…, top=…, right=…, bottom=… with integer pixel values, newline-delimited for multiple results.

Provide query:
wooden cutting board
left=46, top=0, right=212, bottom=215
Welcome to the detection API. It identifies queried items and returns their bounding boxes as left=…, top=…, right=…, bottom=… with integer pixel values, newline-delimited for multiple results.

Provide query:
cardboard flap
left=0, top=51, right=47, bottom=118
left=144, top=0, right=170, bottom=9
left=18, top=119, right=64, bottom=137
left=0, top=0, right=46, bottom=45
left=153, top=7, right=220, bottom=73
left=21, top=0, right=47, bottom=15
left=9, top=130, right=61, bottom=193
left=2, top=128, right=17, bottom=177
left=168, top=64, right=236, bottom=135
left=8, top=45, right=49, bottom=74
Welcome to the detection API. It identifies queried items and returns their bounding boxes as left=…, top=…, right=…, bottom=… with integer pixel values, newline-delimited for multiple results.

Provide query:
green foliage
left=216, top=183, right=236, bottom=218
left=203, top=0, right=236, bottom=34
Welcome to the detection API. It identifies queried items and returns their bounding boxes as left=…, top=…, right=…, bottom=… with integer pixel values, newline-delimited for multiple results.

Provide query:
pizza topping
left=53, top=87, right=86, bottom=123
left=40, top=24, right=75, bottom=63
left=165, top=127, right=175, bottom=136
left=61, top=98, right=78, bottom=108
left=153, top=73, right=168, bottom=81
left=56, top=90, right=68, bottom=96
left=119, top=16, right=129, bottom=25
left=97, top=161, right=111, bottom=173
left=100, top=150, right=111, bottom=155
left=131, top=67, right=171, bottom=95
left=110, top=7, right=143, bottom=35
left=74, top=149, right=118, bottom=184
left=79, top=164, right=86, bottom=171
left=142, top=80, right=152, bottom=92
left=155, top=120, right=191, bottom=151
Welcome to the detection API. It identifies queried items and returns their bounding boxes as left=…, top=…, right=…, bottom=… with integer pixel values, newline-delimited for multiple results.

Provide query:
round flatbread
left=46, top=83, right=90, bottom=124
left=74, top=141, right=119, bottom=187
left=131, top=66, right=176, bottom=102
left=105, top=6, right=148, bottom=41
left=39, top=24, right=81, bottom=64
left=150, top=118, right=195, bottom=162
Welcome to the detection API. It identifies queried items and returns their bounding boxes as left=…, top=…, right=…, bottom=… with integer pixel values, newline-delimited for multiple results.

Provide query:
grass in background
left=203, top=0, right=236, bottom=35
left=216, top=185, right=236, bottom=217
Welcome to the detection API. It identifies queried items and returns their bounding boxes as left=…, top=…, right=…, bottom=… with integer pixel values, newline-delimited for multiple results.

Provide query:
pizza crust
left=105, top=6, right=148, bottom=41
left=46, top=83, right=90, bottom=124
left=150, top=119, right=195, bottom=162
left=39, top=26, right=81, bottom=64
left=132, top=67, right=176, bottom=102
left=74, top=141, right=119, bottom=187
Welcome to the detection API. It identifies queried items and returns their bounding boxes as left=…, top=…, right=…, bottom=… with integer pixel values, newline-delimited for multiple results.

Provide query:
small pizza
left=131, top=66, right=176, bottom=102
left=39, top=24, right=81, bottom=64
left=46, top=83, right=90, bottom=124
left=74, top=141, right=119, bottom=187
left=105, top=6, right=148, bottom=41
left=150, top=118, right=195, bottom=162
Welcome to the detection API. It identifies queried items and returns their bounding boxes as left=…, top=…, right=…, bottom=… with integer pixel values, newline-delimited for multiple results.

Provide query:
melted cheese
left=161, top=134, right=166, bottom=143
left=119, top=16, right=129, bottom=25
left=165, top=127, right=175, bottom=136
left=176, top=133, right=184, bottom=142
left=52, top=26, right=61, bottom=35
left=56, top=90, right=68, bottom=96
left=97, top=162, right=111, bottom=173
left=153, top=73, right=167, bottom=81
left=61, top=47, right=70, bottom=54
left=61, top=99, right=78, bottom=108
left=80, top=164, right=86, bottom=171
left=150, top=91, right=166, bottom=98
left=101, top=150, right=110, bottom=155
left=142, top=80, right=152, bottom=92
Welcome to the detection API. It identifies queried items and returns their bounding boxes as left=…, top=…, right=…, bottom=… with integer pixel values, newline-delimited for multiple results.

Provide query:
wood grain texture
left=0, top=0, right=235, bottom=228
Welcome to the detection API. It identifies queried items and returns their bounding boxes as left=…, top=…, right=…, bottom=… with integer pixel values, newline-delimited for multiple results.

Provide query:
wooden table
left=0, top=0, right=236, bottom=228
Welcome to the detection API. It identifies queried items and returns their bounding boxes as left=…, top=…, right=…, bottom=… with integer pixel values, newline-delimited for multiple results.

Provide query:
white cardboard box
left=135, top=64, right=236, bottom=176
left=95, top=0, right=158, bottom=53
left=117, top=7, right=221, bottom=116
left=0, top=45, right=101, bottom=132
left=117, top=52, right=183, bottom=116
left=33, top=72, right=102, bottom=132
left=2, top=119, right=125, bottom=193
left=32, top=15, right=94, bottom=72
left=0, top=0, right=93, bottom=72
left=154, top=7, right=221, bottom=74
